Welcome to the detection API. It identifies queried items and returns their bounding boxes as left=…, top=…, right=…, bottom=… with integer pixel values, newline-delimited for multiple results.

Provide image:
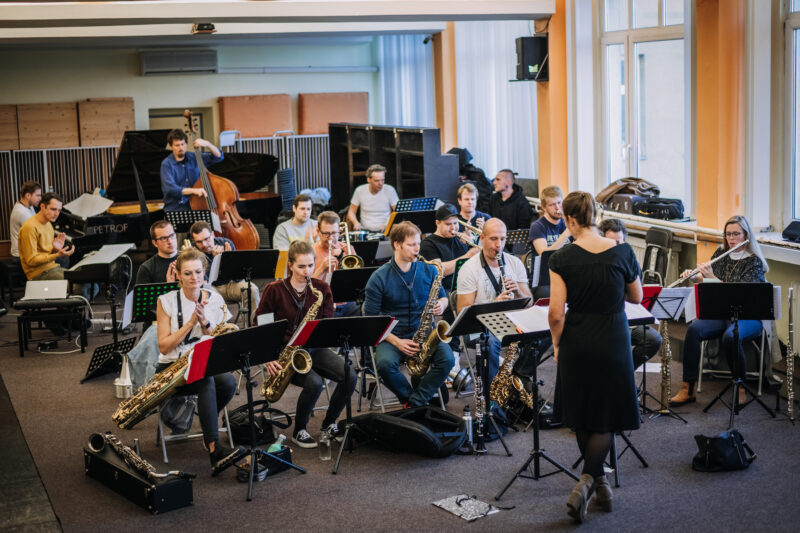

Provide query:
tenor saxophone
left=406, top=255, right=451, bottom=377
left=113, top=320, right=238, bottom=430
left=261, top=280, right=320, bottom=402
left=489, top=341, right=534, bottom=409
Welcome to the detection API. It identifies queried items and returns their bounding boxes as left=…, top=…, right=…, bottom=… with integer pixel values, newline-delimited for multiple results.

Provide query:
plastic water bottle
left=267, top=434, right=286, bottom=453
left=318, top=434, right=332, bottom=461
left=462, top=405, right=473, bottom=444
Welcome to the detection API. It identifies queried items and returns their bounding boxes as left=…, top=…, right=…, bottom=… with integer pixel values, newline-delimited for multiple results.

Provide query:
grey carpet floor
left=0, top=310, right=798, bottom=532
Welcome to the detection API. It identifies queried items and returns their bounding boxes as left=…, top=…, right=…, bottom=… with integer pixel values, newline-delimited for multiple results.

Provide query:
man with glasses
left=136, top=220, right=179, bottom=284
left=188, top=220, right=259, bottom=321
left=311, top=211, right=360, bottom=317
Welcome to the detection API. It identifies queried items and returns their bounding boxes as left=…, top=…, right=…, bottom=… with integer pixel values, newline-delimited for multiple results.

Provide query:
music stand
left=289, top=316, right=395, bottom=474
left=185, top=321, right=305, bottom=501
left=396, top=197, right=438, bottom=212
left=350, top=241, right=380, bottom=267
left=447, top=298, right=530, bottom=456
left=530, top=250, right=554, bottom=288
left=164, top=210, right=214, bottom=234
left=385, top=210, right=436, bottom=235
left=130, top=282, right=179, bottom=324
left=505, top=228, right=530, bottom=254
left=697, top=283, right=776, bottom=427
left=211, top=250, right=280, bottom=328
left=80, top=337, right=137, bottom=383
left=646, top=286, right=691, bottom=423
left=329, top=267, right=378, bottom=305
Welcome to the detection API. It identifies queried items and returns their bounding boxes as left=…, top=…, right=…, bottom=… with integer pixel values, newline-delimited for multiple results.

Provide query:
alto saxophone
left=113, top=320, right=238, bottom=430
left=489, top=341, right=534, bottom=409
left=406, top=255, right=451, bottom=378
left=261, top=279, right=320, bottom=402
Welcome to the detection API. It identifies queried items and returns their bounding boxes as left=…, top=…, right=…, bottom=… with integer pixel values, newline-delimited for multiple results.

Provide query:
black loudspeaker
left=782, top=220, right=800, bottom=243
left=516, top=35, right=549, bottom=81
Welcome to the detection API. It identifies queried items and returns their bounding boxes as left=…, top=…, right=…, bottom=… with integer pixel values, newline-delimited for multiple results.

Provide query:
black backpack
left=632, top=197, right=685, bottom=220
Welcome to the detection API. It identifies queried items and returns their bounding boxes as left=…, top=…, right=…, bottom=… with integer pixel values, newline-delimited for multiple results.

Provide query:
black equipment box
left=84, top=446, right=193, bottom=514
left=258, top=445, right=293, bottom=477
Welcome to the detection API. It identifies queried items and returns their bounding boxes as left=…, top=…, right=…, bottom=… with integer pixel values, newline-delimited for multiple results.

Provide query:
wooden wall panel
left=17, top=102, right=79, bottom=149
left=298, top=92, right=368, bottom=135
left=0, top=105, right=19, bottom=150
left=78, top=97, right=135, bottom=147
left=218, top=94, right=292, bottom=138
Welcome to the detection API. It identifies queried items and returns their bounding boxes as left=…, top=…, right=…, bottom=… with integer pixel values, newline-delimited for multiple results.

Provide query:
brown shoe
left=670, top=382, right=696, bottom=406
left=593, top=475, right=613, bottom=512
left=567, top=473, right=595, bottom=523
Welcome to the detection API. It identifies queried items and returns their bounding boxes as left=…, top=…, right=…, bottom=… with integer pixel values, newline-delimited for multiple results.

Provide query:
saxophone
left=261, top=279, right=320, bottom=402
left=113, top=320, right=238, bottom=430
left=406, top=256, right=451, bottom=377
left=489, top=341, right=534, bottom=409
left=88, top=432, right=195, bottom=481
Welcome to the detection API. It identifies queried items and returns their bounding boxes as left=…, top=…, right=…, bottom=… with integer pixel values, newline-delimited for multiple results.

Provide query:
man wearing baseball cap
left=419, top=204, right=480, bottom=293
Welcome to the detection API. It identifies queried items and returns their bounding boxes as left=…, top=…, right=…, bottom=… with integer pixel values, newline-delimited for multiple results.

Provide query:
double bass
left=185, top=110, right=260, bottom=250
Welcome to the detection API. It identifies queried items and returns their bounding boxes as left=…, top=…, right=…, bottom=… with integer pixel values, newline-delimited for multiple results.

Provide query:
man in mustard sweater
left=18, top=192, right=75, bottom=282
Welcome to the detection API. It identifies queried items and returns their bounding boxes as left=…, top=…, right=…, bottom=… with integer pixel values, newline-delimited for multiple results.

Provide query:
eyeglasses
left=725, top=231, right=743, bottom=238
left=318, top=231, right=340, bottom=238
left=154, top=233, right=176, bottom=242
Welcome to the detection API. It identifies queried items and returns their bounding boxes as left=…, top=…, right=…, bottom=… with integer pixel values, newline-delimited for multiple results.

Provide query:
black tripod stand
left=696, top=283, right=777, bottom=428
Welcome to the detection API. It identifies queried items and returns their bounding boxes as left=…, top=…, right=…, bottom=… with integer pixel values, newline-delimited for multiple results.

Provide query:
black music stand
left=289, top=316, right=394, bottom=474
left=646, top=287, right=691, bottom=423
left=350, top=241, right=380, bottom=267
left=387, top=210, right=436, bottom=235
left=697, top=283, right=776, bottom=428
left=447, top=298, right=530, bottom=456
left=213, top=250, right=279, bottom=327
left=188, top=321, right=305, bottom=501
left=395, top=197, right=438, bottom=212
left=80, top=337, right=137, bottom=383
left=131, top=282, right=179, bottom=324
left=164, top=210, right=214, bottom=234
left=329, top=267, right=377, bottom=305
left=478, top=308, right=579, bottom=500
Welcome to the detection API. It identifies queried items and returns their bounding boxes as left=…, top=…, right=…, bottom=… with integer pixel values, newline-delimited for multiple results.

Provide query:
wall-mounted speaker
left=516, top=35, right=549, bottom=81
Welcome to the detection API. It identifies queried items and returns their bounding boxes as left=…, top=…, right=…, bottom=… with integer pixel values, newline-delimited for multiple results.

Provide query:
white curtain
left=377, top=34, right=435, bottom=127
left=454, top=21, right=538, bottom=181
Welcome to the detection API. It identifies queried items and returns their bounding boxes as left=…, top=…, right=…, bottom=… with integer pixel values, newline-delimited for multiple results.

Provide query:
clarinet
left=473, top=340, right=487, bottom=454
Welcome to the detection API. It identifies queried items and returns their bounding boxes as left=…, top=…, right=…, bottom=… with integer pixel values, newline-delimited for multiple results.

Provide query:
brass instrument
left=460, top=220, right=483, bottom=236
left=261, top=279, right=320, bottom=402
left=113, top=320, right=238, bottom=430
left=406, top=255, right=451, bottom=377
left=339, top=222, right=364, bottom=269
left=88, top=432, right=195, bottom=481
left=456, top=232, right=482, bottom=249
left=788, top=287, right=795, bottom=421
left=489, top=341, right=534, bottom=409
left=668, top=240, right=749, bottom=287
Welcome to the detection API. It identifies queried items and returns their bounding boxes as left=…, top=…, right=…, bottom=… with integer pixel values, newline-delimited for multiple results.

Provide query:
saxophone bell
left=291, top=349, right=313, bottom=375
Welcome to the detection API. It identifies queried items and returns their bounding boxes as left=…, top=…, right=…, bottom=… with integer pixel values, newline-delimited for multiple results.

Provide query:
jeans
left=630, top=325, right=663, bottom=369
left=290, top=348, right=357, bottom=433
left=681, top=319, right=762, bottom=382
left=334, top=301, right=361, bottom=318
left=157, top=363, right=236, bottom=447
left=486, top=334, right=502, bottom=384
left=374, top=340, right=454, bottom=406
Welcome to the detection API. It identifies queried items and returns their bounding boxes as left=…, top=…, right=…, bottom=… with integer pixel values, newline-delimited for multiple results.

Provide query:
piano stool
left=14, top=298, right=88, bottom=357
left=0, top=258, right=27, bottom=303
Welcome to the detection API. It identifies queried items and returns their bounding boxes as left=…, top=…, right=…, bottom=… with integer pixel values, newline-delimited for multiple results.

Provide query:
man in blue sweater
left=364, top=221, right=454, bottom=407
left=160, top=129, right=224, bottom=212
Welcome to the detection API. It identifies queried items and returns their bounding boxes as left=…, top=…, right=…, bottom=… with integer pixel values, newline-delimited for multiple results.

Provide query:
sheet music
left=68, top=243, right=134, bottom=270
left=378, top=319, right=399, bottom=343
left=210, top=211, right=222, bottom=233
left=649, top=287, right=691, bottom=321
left=530, top=255, right=541, bottom=288
left=505, top=301, right=655, bottom=334
left=446, top=305, right=473, bottom=337
left=208, top=253, right=222, bottom=284
left=122, top=290, right=133, bottom=328
left=64, top=193, right=113, bottom=219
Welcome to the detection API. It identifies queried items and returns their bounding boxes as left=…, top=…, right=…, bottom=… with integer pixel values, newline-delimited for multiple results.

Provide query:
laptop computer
left=21, top=280, right=69, bottom=301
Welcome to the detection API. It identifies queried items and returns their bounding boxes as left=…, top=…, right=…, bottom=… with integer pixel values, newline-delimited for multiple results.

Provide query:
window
left=791, top=4, right=800, bottom=220
left=601, top=0, right=686, bottom=203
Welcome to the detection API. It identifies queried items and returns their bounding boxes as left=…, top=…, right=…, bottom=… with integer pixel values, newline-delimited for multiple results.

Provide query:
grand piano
left=56, top=129, right=281, bottom=271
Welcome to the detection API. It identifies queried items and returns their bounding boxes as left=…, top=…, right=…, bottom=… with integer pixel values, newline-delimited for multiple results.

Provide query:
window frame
left=786, top=8, right=800, bottom=224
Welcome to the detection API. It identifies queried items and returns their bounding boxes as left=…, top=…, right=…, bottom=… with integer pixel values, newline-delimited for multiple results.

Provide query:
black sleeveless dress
left=551, top=242, right=641, bottom=432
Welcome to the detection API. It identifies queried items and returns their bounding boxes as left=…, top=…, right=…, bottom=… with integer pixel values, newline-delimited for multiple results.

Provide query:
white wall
left=1, top=42, right=380, bottom=140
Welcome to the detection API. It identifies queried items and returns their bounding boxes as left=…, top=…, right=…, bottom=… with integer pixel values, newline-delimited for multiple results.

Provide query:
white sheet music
left=505, top=301, right=655, bottom=334
left=122, top=290, right=133, bottom=328
left=68, top=243, right=134, bottom=270
left=208, top=253, right=222, bottom=284
left=649, top=287, right=692, bottom=321
left=64, top=193, right=113, bottom=219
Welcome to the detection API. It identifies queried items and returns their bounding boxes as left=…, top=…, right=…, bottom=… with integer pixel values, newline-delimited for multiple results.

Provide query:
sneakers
left=322, top=423, right=345, bottom=443
left=210, top=442, right=247, bottom=476
left=292, top=429, right=317, bottom=449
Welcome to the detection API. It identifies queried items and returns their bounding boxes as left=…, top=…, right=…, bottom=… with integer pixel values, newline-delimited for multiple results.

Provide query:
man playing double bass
left=160, top=129, right=224, bottom=212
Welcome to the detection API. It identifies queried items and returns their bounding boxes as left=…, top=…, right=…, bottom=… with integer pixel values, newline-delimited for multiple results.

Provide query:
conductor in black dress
left=548, top=191, right=643, bottom=523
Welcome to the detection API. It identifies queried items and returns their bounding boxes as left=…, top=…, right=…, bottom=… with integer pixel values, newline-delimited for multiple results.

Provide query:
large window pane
left=605, top=0, right=629, bottom=32
left=634, top=39, right=685, bottom=200
left=793, top=0, right=800, bottom=13
left=793, top=30, right=800, bottom=219
left=664, top=0, right=684, bottom=26
left=633, top=0, right=659, bottom=28
left=606, top=44, right=627, bottom=181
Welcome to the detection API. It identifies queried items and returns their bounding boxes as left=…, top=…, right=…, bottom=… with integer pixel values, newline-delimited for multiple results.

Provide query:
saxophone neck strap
left=176, top=289, right=207, bottom=344
left=480, top=252, right=503, bottom=296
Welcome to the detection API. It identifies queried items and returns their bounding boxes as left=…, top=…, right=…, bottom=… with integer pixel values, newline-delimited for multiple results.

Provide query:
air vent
left=140, top=49, right=218, bottom=76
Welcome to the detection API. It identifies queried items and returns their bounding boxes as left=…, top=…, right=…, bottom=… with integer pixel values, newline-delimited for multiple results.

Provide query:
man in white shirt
left=347, top=164, right=398, bottom=232
left=456, top=218, right=532, bottom=383
left=272, top=193, right=316, bottom=251
left=9, top=181, right=42, bottom=260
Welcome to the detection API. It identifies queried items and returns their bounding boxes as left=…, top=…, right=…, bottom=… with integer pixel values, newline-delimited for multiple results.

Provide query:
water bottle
left=462, top=405, right=473, bottom=444
left=267, top=434, right=286, bottom=453
left=318, top=434, right=332, bottom=461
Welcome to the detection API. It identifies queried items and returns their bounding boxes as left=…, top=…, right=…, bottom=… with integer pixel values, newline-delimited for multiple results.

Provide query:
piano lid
left=104, top=129, right=279, bottom=203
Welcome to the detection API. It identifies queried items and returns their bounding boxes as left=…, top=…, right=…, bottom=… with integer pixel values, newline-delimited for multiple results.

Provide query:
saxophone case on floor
left=352, top=406, right=467, bottom=458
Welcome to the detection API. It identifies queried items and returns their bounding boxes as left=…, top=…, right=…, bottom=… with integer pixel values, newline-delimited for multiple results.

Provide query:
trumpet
left=460, top=220, right=483, bottom=237
left=667, top=239, right=749, bottom=287
left=456, top=232, right=482, bottom=249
